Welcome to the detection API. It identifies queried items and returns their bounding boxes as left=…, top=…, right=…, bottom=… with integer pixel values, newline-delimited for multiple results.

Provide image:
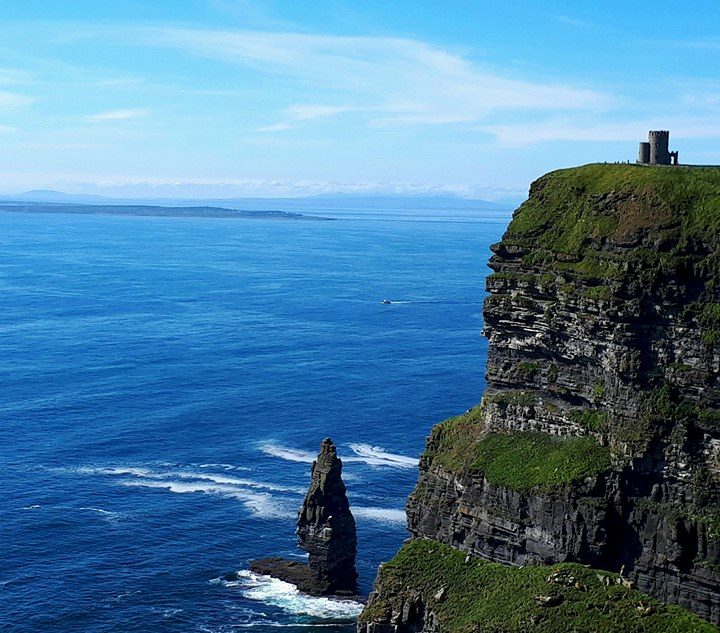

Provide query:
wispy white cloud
left=285, top=104, right=356, bottom=120
left=257, top=104, right=358, bottom=131
left=670, top=39, right=720, bottom=50
left=104, top=27, right=610, bottom=130
left=0, top=90, right=33, bottom=107
left=557, top=16, right=594, bottom=29
left=86, top=108, right=150, bottom=121
left=256, top=121, right=293, bottom=132
left=0, top=67, right=33, bottom=85
left=484, top=118, right=720, bottom=146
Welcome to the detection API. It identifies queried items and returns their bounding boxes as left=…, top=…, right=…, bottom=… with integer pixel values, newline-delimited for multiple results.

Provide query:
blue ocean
left=1, top=208, right=506, bottom=632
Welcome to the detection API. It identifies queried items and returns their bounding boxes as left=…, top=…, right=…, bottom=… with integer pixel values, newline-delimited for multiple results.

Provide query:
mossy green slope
left=424, top=407, right=611, bottom=490
left=499, top=163, right=720, bottom=290
left=507, top=163, right=720, bottom=249
left=361, top=540, right=719, bottom=633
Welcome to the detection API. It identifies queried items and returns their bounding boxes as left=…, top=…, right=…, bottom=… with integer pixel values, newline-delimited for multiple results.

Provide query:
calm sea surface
left=1, top=209, right=506, bottom=632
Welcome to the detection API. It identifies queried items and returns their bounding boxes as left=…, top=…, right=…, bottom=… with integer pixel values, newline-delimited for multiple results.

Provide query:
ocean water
left=0, top=209, right=506, bottom=632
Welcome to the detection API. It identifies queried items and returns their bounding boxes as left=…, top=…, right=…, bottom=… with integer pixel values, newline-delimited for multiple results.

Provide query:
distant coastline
left=0, top=202, right=333, bottom=221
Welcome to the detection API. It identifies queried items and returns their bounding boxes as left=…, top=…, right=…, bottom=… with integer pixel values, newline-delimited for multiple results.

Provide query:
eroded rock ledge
left=360, top=164, right=720, bottom=630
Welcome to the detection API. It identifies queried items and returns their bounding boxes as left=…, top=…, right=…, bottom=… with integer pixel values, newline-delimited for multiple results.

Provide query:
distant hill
left=0, top=201, right=320, bottom=221
left=11, top=190, right=113, bottom=204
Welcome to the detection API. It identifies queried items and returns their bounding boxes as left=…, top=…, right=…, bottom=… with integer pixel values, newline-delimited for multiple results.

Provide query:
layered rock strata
left=360, top=164, right=720, bottom=630
left=251, top=437, right=357, bottom=596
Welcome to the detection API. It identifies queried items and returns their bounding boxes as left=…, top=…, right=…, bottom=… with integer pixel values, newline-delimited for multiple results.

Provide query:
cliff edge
left=360, top=164, right=720, bottom=631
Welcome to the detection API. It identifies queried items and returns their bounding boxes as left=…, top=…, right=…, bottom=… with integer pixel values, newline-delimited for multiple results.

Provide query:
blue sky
left=1, top=0, right=719, bottom=200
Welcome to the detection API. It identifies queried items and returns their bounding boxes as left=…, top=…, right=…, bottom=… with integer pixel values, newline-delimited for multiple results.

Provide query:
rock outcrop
left=360, top=164, right=720, bottom=630
left=252, top=437, right=357, bottom=596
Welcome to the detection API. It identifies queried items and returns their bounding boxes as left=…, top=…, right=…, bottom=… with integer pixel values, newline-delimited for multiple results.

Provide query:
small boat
left=381, top=299, right=392, bottom=305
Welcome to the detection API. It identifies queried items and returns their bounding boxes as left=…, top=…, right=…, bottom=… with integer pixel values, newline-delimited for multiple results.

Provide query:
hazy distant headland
left=0, top=189, right=514, bottom=222
left=0, top=201, right=323, bottom=221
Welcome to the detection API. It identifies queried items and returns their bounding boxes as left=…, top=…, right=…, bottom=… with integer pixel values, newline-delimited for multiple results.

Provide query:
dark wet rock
left=251, top=437, right=357, bottom=596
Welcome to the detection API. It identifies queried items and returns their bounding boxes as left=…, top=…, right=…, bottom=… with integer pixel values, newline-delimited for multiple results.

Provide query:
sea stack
left=251, top=438, right=358, bottom=596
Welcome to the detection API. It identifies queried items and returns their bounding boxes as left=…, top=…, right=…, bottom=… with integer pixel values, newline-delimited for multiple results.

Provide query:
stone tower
left=637, top=130, right=679, bottom=165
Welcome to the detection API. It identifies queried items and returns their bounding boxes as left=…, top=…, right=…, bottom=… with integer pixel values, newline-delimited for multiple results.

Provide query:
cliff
left=252, top=438, right=357, bottom=595
left=360, top=164, right=720, bottom=631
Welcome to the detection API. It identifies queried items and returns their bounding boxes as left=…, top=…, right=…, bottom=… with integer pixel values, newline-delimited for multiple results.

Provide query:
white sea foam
left=75, top=465, right=155, bottom=478
left=348, top=444, right=418, bottom=469
left=234, top=571, right=363, bottom=619
left=79, top=506, right=115, bottom=515
left=167, top=471, right=304, bottom=494
left=20, top=504, right=42, bottom=510
left=197, top=462, right=251, bottom=472
left=259, top=443, right=316, bottom=463
left=261, top=441, right=418, bottom=469
left=353, top=506, right=406, bottom=525
left=70, top=462, right=301, bottom=518
left=119, top=479, right=295, bottom=519
left=105, top=589, right=141, bottom=604
left=77, top=506, right=126, bottom=526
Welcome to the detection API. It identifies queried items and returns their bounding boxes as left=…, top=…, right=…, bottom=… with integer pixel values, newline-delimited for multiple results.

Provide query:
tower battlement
left=637, top=130, right=679, bottom=165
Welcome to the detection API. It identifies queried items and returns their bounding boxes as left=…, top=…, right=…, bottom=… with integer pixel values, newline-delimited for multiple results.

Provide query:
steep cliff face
left=361, top=164, right=720, bottom=630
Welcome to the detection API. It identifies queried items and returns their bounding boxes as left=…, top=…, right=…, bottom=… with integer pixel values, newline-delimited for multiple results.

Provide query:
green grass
left=423, top=407, right=611, bottom=490
left=508, top=164, right=720, bottom=239
left=571, top=409, right=610, bottom=432
left=503, top=164, right=720, bottom=283
left=484, top=390, right=538, bottom=407
left=423, top=406, right=486, bottom=472
left=517, top=361, right=540, bottom=377
left=584, top=285, right=613, bottom=300
left=637, top=500, right=720, bottom=540
left=701, top=303, right=720, bottom=326
left=470, top=432, right=611, bottom=491
left=360, top=540, right=718, bottom=632
left=703, top=330, right=720, bottom=346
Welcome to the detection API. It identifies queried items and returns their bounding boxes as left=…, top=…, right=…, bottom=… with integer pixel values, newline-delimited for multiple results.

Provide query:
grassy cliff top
left=360, top=540, right=718, bottom=632
left=505, top=163, right=720, bottom=257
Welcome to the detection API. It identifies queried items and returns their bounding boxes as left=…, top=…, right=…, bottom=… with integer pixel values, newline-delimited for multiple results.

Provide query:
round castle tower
left=637, top=130, right=678, bottom=165
left=649, top=130, right=670, bottom=165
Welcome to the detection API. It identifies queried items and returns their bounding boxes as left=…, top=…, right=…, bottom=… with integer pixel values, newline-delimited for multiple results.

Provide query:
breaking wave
left=352, top=506, right=406, bottom=525
left=261, top=441, right=418, bottom=469
left=218, top=571, right=363, bottom=620
left=348, top=444, right=418, bottom=469
left=119, top=479, right=295, bottom=519
left=197, top=462, right=250, bottom=472
left=258, top=443, right=316, bottom=463
left=68, top=464, right=298, bottom=520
